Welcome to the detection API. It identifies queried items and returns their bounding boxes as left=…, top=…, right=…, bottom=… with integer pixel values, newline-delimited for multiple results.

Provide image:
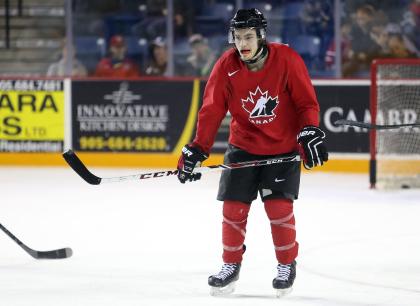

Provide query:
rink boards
left=0, top=78, right=371, bottom=172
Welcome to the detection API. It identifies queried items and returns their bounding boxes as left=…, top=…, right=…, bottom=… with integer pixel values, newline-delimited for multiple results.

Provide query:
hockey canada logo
left=241, top=86, right=279, bottom=125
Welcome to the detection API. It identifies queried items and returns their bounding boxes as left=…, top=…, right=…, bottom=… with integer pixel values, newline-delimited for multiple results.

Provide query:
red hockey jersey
left=193, top=42, right=320, bottom=155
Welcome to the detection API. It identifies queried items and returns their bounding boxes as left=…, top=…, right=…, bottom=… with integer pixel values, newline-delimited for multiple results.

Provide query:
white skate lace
left=215, top=263, right=238, bottom=280
left=276, top=263, right=291, bottom=281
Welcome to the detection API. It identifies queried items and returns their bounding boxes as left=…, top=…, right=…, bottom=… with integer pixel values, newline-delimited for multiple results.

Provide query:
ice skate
left=208, top=263, right=241, bottom=296
left=272, top=260, right=296, bottom=298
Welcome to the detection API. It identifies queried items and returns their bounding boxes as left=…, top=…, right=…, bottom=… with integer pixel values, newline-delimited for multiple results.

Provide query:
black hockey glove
left=177, top=144, right=208, bottom=183
left=297, top=126, right=328, bottom=170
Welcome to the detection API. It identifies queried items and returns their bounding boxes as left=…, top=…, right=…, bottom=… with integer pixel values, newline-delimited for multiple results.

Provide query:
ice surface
left=1, top=167, right=419, bottom=306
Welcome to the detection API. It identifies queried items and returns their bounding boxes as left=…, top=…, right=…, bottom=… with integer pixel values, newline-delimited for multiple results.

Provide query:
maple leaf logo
left=241, top=86, right=279, bottom=124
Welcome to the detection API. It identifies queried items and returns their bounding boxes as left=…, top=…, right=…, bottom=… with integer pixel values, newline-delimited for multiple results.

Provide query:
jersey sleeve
left=286, top=50, right=320, bottom=129
left=192, top=57, right=230, bottom=154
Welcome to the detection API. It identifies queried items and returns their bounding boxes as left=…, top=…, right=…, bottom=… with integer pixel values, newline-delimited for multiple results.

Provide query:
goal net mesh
left=372, top=60, right=420, bottom=189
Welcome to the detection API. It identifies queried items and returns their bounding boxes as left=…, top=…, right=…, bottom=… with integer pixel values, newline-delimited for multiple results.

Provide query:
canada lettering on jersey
left=241, top=86, right=279, bottom=125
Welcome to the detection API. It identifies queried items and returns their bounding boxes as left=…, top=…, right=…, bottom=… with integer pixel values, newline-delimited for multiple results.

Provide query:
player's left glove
left=177, top=144, right=208, bottom=183
left=297, top=126, right=328, bottom=170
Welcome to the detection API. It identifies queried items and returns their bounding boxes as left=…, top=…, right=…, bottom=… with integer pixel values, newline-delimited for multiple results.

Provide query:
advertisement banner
left=71, top=80, right=200, bottom=152
left=211, top=83, right=371, bottom=154
left=0, top=79, right=64, bottom=152
left=317, top=85, right=370, bottom=153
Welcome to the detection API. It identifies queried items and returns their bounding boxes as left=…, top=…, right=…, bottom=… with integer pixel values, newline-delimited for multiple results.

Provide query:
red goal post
left=370, top=58, right=420, bottom=189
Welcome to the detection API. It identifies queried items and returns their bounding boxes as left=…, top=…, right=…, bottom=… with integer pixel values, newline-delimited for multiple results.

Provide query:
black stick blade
left=334, top=119, right=373, bottom=129
left=62, top=150, right=101, bottom=185
left=33, top=247, right=73, bottom=259
left=335, top=119, right=420, bottom=130
left=1, top=223, right=73, bottom=260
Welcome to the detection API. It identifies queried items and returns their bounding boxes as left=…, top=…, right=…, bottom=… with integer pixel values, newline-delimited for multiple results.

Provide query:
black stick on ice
left=0, top=223, right=72, bottom=260
left=334, top=119, right=420, bottom=130
left=62, top=149, right=301, bottom=185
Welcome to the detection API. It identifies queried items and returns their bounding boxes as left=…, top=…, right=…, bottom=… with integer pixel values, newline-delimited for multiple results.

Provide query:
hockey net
left=370, top=59, right=420, bottom=189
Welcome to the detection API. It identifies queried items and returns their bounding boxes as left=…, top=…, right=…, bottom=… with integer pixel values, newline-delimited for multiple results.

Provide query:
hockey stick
left=62, top=149, right=301, bottom=185
left=334, top=119, right=420, bottom=130
left=0, top=223, right=73, bottom=259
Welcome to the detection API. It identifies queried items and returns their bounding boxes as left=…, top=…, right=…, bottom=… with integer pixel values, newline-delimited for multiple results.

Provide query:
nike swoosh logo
left=275, top=178, right=285, bottom=182
left=228, top=69, right=240, bottom=77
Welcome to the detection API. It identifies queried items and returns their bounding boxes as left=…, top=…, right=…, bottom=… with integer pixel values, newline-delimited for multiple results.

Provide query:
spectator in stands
left=387, top=33, right=418, bottom=58
left=369, top=17, right=391, bottom=55
left=343, top=4, right=382, bottom=76
left=94, top=35, right=140, bottom=78
left=409, top=0, right=420, bottom=28
left=145, top=37, right=168, bottom=76
left=47, top=40, right=87, bottom=77
left=300, top=0, right=334, bottom=67
left=402, top=0, right=420, bottom=50
left=324, top=22, right=353, bottom=71
left=345, top=0, right=411, bottom=23
left=184, top=34, right=216, bottom=77
left=131, top=0, right=194, bottom=40
left=300, top=0, right=333, bottom=36
left=350, top=5, right=381, bottom=62
left=371, top=22, right=420, bottom=58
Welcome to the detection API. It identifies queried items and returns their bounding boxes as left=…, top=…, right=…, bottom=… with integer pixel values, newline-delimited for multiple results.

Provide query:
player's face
left=233, top=28, right=259, bottom=61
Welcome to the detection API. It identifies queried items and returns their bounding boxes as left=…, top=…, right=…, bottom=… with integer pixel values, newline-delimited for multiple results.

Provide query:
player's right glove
left=177, top=144, right=208, bottom=183
left=297, top=126, right=328, bottom=170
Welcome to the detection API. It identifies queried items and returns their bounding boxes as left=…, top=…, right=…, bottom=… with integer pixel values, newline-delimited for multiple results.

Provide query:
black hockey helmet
left=228, top=8, right=267, bottom=43
left=230, top=8, right=267, bottom=30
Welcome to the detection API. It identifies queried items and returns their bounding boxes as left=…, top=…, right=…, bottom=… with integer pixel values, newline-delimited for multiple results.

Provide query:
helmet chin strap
left=242, top=42, right=267, bottom=64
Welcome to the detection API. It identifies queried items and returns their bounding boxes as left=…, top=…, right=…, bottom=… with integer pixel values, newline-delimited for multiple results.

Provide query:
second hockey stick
left=335, top=119, right=420, bottom=130
left=62, top=149, right=301, bottom=185
left=0, top=223, right=73, bottom=260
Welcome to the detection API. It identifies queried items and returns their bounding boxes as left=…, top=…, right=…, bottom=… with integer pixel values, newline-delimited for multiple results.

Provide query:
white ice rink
left=1, top=166, right=420, bottom=306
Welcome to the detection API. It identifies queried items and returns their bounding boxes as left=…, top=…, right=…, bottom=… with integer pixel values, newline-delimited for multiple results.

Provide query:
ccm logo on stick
left=140, top=171, right=178, bottom=179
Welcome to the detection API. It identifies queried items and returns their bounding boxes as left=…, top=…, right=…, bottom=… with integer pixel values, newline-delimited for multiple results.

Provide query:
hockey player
left=177, top=8, right=328, bottom=296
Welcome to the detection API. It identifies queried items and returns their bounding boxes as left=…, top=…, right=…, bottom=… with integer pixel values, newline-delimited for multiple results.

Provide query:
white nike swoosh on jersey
left=275, top=178, right=285, bottom=182
left=228, top=69, right=240, bottom=77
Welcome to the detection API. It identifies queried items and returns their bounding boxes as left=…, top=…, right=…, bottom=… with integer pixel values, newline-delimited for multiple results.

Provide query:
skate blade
left=275, top=287, right=292, bottom=298
left=210, top=281, right=236, bottom=296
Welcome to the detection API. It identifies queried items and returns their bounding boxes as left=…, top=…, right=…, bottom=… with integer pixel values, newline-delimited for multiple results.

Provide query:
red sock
left=222, top=200, right=250, bottom=263
left=264, top=198, right=299, bottom=264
